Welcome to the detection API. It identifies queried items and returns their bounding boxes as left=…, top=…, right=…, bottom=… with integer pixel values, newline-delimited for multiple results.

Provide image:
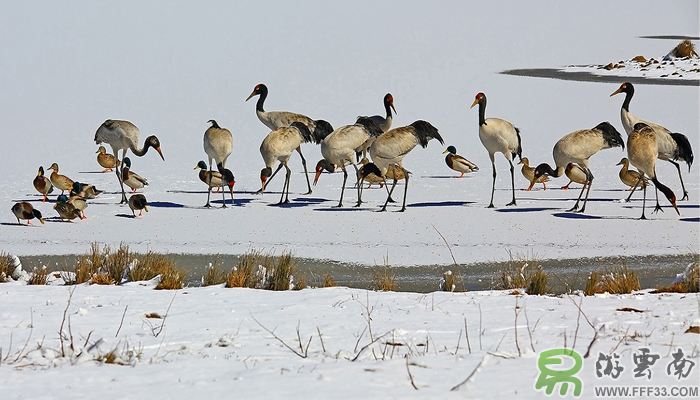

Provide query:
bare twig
left=317, top=326, right=327, bottom=353
left=406, top=357, right=419, bottom=390
left=523, top=303, right=536, bottom=353
left=59, top=286, right=77, bottom=357
left=514, top=297, right=522, bottom=357
left=564, top=294, right=600, bottom=358
left=464, top=317, right=472, bottom=354
left=478, top=304, right=483, bottom=351
left=353, top=326, right=367, bottom=353
left=451, top=354, right=488, bottom=391
left=251, top=314, right=308, bottom=359
left=115, top=305, right=128, bottom=337
left=454, top=329, right=462, bottom=355
left=572, top=295, right=583, bottom=352
left=351, top=330, right=392, bottom=362
left=154, top=291, right=177, bottom=338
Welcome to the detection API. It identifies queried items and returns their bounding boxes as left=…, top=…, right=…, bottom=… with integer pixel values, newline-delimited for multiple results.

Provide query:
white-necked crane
left=610, top=82, right=693, bottom=200
left=313, top=116, right=384, bottom=207
left=532, top=121, right=625, bottom=213
left=260, top=121, right=323, bottom=205
left=627, top=122, right=680, bottom=219
left=246, top=83, right=334, bottom=194
left=94, top=119, right=164, bottom=204
left=470, top=92, right=522, bottom=208
left=203, top=119, right=234, bottom=208
left=357, top=120, right=444, bottom=212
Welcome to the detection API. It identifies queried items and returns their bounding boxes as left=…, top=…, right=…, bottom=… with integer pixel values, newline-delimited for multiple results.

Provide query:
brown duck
left=47, top=163, right=74, bottom=195
left=32, top=166, right=54, bottom=202
left=616, top=157, right=648, bottom=190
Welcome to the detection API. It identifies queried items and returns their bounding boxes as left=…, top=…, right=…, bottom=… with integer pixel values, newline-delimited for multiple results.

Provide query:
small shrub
left=155, top=265, right=186, bottom=290
left=131, top=252, right=173, bottom=282
left=322, top=274, right=336, bottom=288
left=104, top=243, right=134, bottom=283
left=0, top=252, right=17, bottom=282
left=73, top=255, right=99, bottom=285
left=653, top=261, right=699, bottom=293
left=293, top=275, right=307, bottom=290
left=268, top=251, right=296, bottom=291
left=91, top=273, right=114, bottom=285
left=526, top=266, right=549, bottom=295
left=27, top=266, right=49, bottom=285
left=670, top=39, right=698, bottom=58
left=203, top=265, right=227, bottom=286
left=372, top=267, right=396, bottom=291
left=226, top=250, right=261, bottom=288
left=492, top=252, right=544, bottom=292
left=585, top=265, right=640, bottom=295
left=441, top=270, right=456, bottom=292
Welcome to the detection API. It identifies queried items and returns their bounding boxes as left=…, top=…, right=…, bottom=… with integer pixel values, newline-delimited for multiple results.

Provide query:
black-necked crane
left=94, top=119, right=164, bottom=204
left=313, top=117, right=384, bottom=207
left=610, top=82, right=694, bottom=200
left=203, top=119, right=234, bottom=208
left=470, top=92, right=522, bottom=208
left=443, top=145, right=479, bottom=178
left=357, top=120, right=444, bottom=212
left=532, top=121, right=624, bottom=213
left=33, top=166, right=54, bottom=202
left=11, top=202, right=44, bottom=225
left=246, top=83, right=333, bottom=194
left=626, top=122, right=680, bottom=219
left=366, top=93, right=396, bottom=133
left=518, top=157, right=548, bottom=190
left=616, top=157, right=648, bottom=191
left=260, top=122, right=322, bottom=205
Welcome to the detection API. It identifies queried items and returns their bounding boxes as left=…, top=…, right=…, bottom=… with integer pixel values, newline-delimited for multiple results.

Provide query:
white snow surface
left=0, top=1, right=698, bottom=398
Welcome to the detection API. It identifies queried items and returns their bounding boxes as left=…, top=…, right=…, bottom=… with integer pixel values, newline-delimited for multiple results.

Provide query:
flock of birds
left=11, top=82, right=694, bottom=225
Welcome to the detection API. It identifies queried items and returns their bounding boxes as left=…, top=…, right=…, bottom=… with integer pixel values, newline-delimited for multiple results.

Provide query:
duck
left=532, top=122, right=624, bottom=213
left=518, top=157, right=549, bottom=190
left=610, top=82, right=693, bottom=200
left=128, top=194, right=149, bottom=217
left=443, top=145, right=479, bottom=178
left=32, top=166, right=54, bottom=202
left=122, top=157, right=148, bottom=193
left=70, top=181, right=103, bottom=199
left=11, top=202, right=44, bottom=225
left=616, top=157, right=648, bottom=190
left=57, top=194, right=87, bottom=219
left=470, top=92, right=522, bottom=208
left=47, top=163, right=74, bottom=195
left=195, top=160, right=224, bottom=192
left=94, top=119, right=164, bottom=203
left=96, top=145, right=119, bottom=172
left=54, top=196, right=82, bottom=221
left=560, top=163, right=588, bottom=190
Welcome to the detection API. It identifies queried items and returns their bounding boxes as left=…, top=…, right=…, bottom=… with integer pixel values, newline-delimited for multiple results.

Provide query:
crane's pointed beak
left=610, top=87, right=623, bottom=97
left=156, top=147, right=165, bottom=161
left=470, top=98, right=479, bottom=109
left=246, top=90, right=256, bottom=102
left=313, top=169, right=322, bottom=186
left=390, top=102, right=397, bottom=115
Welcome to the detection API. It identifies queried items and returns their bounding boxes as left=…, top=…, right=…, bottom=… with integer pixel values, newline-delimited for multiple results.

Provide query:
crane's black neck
left=384, top=97, right=393, bottom=118
left=256, top=86, right=268, bottom=113
left=621, top=86, right=634, bottom=112
left=478, top=99, right=487, bottom=126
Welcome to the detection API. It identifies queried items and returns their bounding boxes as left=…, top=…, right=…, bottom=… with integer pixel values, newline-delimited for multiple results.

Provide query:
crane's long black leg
left=578, top=169, right=594, bottom=214
left=626, top=175, right=644, bottom=203
left=488, top=162, right=496, bottom=208
left=116, top=152, right=127, bottom=204
left=652, top=186, right=663, bottom=214
left=568, top=168, right=588, bottom=212
left=640, top=184, right=648, bottom=220
left=399, top=169, right=410, bottom=212
left=506, top=159, right=516, bottom=206
left=298, top=148, right=313, bottom=195
left=669, top=160, right=689, bottom=201
left=381, top=176, right=399, bottom=212
left=336, top=167, right=348, bottom=208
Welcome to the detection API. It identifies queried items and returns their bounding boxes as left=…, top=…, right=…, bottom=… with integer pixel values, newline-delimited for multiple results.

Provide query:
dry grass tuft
left=27, top=266, right=49, bottom=285
left=441, top=270, right=456, bottom=292
left=91, top=273, right=114, bottom=285
left=670, top=39, right=698, bottom=58
left=202, top=255, right=227, bottom=286
left=104, top=243, right=134, bottom=283
left=226, top=250, right=261, bottom=288
left=293, top=275, right=306, bottom=290
left=0, top=252, right=17, bottom=282
left=653, top=260, right=699, bottom=294
left=372, top=267, right=396, bottom=291
left=73, top=255, right=98, bottom=284
left=585, top=265, right=640, bottom=295
left=322, top=274, right=336, bottom=288
left=493, top=252, right=547, bottom=294
left=268, top=251, right=296, bottom=291
left=155, top=265, right=186, bottom=290
left=130, top=251, right=174, bottom=282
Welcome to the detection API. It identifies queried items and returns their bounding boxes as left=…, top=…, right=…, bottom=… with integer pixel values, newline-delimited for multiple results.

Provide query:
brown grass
left=268, top=251, right=296, bottom=291
left=671, top=39, right=698, bottom=58
left=372, top=267, right=396, bottom=291
left=322, top=274, right=336, bottom=288
left=493, top=253, right=547, bottom=293
left=73, top=255, right=99, bottom=284
left=130, top=251, right=174, bottom=282
left=104, top=243, right=134, bottom=284
left=203, top=265, right=227, bottom=286
left=155, top=265, right=186, bottom=290
left=27, top=266, right=49, bottom=285
left=441, top=270, right=456, bottom=292
left=585, top=265, right=640, bottom=295
left=0, top=252, right=17, bottom=282
left=653, top=260, right=699, bottom=294
left=293, top=275, right=307, bottom=290
left=226, top=250, right=261, bottom=288
left=91, top=273, right=114, bottom=285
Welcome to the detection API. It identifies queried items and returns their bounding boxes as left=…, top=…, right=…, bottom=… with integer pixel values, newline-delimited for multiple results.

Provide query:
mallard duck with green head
left=54, top=195, right=82, bottom=221
left=443, top=145, right=479, bottom=178
left=11, top=202, right=44, bottom=225
left=32, top=166, right=54, bottom=202
left=70, top=181, right=103, bottom=199
left=122, top=157, right=149, bottom=193
left=128, top=194, right=149, bottom=217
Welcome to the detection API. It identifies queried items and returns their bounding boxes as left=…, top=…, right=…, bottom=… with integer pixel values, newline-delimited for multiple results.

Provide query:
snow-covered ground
left=0, top=1, right=698, bottom=398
